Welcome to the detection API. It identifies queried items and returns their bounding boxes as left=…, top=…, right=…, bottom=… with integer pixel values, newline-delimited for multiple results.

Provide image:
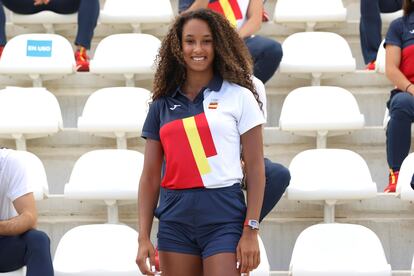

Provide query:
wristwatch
left=244, top=219, right=259, bottom=230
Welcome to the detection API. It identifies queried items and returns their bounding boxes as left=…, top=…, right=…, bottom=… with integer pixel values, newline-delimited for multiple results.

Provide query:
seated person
left=0, top=0, right=100, bottom=71
left=0, top=148, right=53, bottom=275
left=179, top=0, right=283, bottom=84
left=360, top=0, right=402, bottom=70
left=383, top=0, right=414, bottom=192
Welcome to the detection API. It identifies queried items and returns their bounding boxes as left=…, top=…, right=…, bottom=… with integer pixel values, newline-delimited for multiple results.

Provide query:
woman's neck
left=182, top=70, right=214, bottom=101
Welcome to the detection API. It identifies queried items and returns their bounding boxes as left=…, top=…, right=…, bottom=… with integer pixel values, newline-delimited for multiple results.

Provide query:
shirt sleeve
left=385, top=18, right=403, bottom=48
left=142, top=100, right=161, bottom=141
left=5, top=152, right=32, bottom=202
left=237, top=88, right=266, bottom=135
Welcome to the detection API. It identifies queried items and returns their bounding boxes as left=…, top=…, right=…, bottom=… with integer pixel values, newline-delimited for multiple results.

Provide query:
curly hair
left=152, top=8, right=262, bottom=109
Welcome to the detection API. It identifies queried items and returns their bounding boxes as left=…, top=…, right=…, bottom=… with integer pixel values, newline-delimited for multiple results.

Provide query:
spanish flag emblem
left=208, top=100, right=219, bottom=109
left=208, top=0, right=242, bottom=27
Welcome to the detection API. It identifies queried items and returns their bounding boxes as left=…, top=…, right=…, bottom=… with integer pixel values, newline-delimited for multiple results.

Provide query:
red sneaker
left=384, top=169, right=399, bottom=193
left=365, top=60, right=376, bottom=71
left=0, top=45, right=4, bottom=59
left=75, top=47, right=90, bottom=72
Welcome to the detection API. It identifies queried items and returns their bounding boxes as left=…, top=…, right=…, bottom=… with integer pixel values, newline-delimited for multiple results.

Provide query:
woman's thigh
left=203, top=252, right=240, bottom=276
left=159, top=251, right=203, bottom=276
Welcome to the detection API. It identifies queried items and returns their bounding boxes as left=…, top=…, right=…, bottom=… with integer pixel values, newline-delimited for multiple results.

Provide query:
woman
left=136, top=9, right=265, bottom=276
left=384, top=0, right=414, bottom=192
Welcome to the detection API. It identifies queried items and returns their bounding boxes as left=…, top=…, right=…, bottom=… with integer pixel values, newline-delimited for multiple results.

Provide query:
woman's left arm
left=237, top=124, right=265, bottom=274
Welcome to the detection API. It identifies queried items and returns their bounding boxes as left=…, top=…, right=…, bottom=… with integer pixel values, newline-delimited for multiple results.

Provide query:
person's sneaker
left=365, top=60, right=376, bottom=71
left=0, top=45, right=4, bottom=59
left=75, top=47, right=90, bottom=72
left=384, top=169, right=399, bottom=193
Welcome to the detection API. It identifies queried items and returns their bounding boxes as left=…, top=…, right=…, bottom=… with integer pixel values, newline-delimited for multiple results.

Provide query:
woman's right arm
left=136, top=139, right=164, bottom=275
left=385, top=44, right=414, bottom=95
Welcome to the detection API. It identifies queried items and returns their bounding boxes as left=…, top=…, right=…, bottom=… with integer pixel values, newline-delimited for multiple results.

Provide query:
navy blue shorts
left=155, top=183, right=246, bottom=259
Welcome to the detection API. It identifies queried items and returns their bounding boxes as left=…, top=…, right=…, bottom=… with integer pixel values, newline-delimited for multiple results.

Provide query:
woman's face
left=181, top=18, right=215, bottom=75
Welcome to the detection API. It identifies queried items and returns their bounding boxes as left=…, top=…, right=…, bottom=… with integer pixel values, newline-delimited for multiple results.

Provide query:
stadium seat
left=100, top=0, right=173, bottom=33
left=396, top=153, right=414, bottom=200
left=279, top=32, right=356, bottom=86
left=381, top=9, right=403, bottom=24
left=289, top=223, right=392, bottom=275
left=77, top=87, right=151, bottom=149
left=10, top=11, right=77, bottom=34
left=53, top=224, right=142, bottom=276
left=273, top=0, right=346, bottom=31
left=64, top=149, right=144, bottom=223
left=0, top=34, right=75, bottom=87
left=0, top=269, right=26, bottom=276
left=250, top=236, right=271, bottom=276
left=411, top=254, right=414, bottom=276
left=279, top=86, right=365, bottom=148
left=287, top=149, right=377, bottom=223
left=0, top=87, right=63, bottom=151
left=375, top=40, right=386, bottom=74
left=89, top=33, right=161, bottom=87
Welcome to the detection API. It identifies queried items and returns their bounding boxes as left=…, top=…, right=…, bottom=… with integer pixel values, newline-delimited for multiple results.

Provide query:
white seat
left=279, top=32, right=356, bottom=86
left=0, top=87, right=63, bottom=151
left=53, top=224, right=142, bottom=276
left=0, top=34, right=75, bottom=86
left=375, top=40, right=386, bottom=74
left=100, top=0, right=173, bottom=33
left=411, top=254, right=414, bottom=276
left=250, top=236, right=270, bottom=276
left=78, top=87, right=151, bottom=149
left=381, top=10, right=403, bottom=24
left=396, top=153, right=414, bottom=200
left=89, top=33, right=161, bottom=86
left=289, top=223, right=392, bottom=276
left=287, top=149, right=377, bottom=222
left=0, top=268, right=26, bottom=276
left=64, top=149, right=144, bottom=223
left=11, top=11, right=77, bottom=34
left=273, top=0, right=346, bottom=31
left=279, top=86, right=365, bottom=148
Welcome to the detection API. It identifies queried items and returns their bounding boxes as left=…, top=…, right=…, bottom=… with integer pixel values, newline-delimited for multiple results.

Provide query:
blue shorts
left=155, top=183, right=246, bottom=259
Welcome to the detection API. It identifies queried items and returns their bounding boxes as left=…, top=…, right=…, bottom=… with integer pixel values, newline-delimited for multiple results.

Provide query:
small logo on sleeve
left=410, top=29, right=414, bottom=34
left=169, top=104, right=181, bottom=110
left=208, top=100, right=219, bottom=109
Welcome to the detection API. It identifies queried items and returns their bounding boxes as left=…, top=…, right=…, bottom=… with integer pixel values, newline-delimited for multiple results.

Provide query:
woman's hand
left=236, top=228, right=260, bottom=274
left=136, top=237, right=159, bottom=275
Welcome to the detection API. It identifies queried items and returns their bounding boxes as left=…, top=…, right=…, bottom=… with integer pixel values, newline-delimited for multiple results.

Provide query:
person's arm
left=182, top=0, right=209, bottom=13
left=237, top=124, right=265, bottom=274
left=385, top=44, right=414, bottom=95
left=136, top=139, right=163, bottom=275
left=0, top=192, right=37, bottom=236
left=238, top=0, right=263, bottom=39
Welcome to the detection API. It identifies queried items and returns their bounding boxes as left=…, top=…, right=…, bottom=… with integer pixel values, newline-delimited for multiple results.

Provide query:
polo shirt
left=142, top=75, right=265, bottom=190
left=385, top=12, right=414, bottom=82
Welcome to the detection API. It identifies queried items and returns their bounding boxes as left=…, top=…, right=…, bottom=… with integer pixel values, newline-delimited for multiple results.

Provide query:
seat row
left=3, top=146, right=414, bottom=275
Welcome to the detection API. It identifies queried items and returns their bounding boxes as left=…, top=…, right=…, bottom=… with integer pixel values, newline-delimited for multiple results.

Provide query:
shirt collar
left=171, top=74, right=223, bottom=98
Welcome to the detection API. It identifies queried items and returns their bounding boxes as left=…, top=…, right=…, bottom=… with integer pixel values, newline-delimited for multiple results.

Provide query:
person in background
left=360, top=0, right=403, bottom=70
left=136, top=9, right=265, bottom=275
left=383, top=0, right=414, bottom=192
left=0, top=148, right=54, bottom=276
left=0, top=0, right=99, bottom=72
left=180, top=0, right=283, bottom=84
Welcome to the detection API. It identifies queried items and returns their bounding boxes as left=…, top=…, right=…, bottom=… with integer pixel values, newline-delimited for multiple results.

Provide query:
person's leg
left=386, top=92, right=414, bottom=171
left=159, top=251, right=203, bottom=275
left=21, top=229, right=54, bottom=276
left=75, top=0, right=99, bottom=49
left=360, top=0, right=403, bottom=65
left=0, top=229, right=53, bottom=275
left=0, top=2, right=6, bottom=47
left=0, top=235, right=27, bottom=272
left=1, top=0, right=44, bottom=14
left=244, top=35, right=283, bottom=84
left=259, top=158, right=290, bottom=222
left=203, top=252, right=239, bottom=276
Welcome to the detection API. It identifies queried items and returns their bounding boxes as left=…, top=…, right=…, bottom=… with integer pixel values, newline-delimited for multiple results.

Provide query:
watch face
left=249, top=220, right=259, bottom=229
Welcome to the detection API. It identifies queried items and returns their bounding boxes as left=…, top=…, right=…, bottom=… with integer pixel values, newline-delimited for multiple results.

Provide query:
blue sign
left=26, top=40, right=52, bottom=57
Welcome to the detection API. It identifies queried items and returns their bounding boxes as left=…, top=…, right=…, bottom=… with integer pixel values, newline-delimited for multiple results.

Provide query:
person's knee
left=23, top=229, right=50, bottom=252
left=390, top=93, right=414, bottom=117
left=265, top=160, right=291, bottom=191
